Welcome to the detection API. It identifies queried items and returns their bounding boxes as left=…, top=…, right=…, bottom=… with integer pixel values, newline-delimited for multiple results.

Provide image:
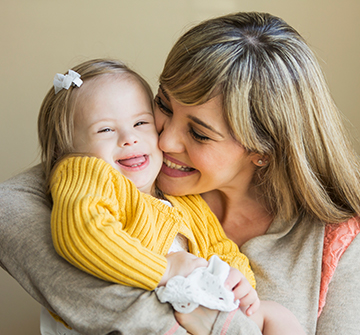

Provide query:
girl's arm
left=0, top=165, right=186, bottom=334
left=170, top=194, right=256, bottom=289
left=204, top=219, right=256, bottom=290
left=50, top=156, right=169, bottom=290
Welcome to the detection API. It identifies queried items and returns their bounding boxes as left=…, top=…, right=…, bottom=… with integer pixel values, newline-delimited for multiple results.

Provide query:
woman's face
left=154, top=86, right=259, bottom=196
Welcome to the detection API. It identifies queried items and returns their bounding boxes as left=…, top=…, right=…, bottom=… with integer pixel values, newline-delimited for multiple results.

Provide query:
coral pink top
left=318, top=216, right=360, bottom=316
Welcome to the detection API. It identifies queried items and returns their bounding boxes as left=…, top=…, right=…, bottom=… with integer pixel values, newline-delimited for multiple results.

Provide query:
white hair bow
left=53, top=70, right=83, bottom=94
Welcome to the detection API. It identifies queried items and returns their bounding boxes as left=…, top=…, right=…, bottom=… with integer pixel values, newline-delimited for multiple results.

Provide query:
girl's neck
left=201, top=187, right=274, bottom=248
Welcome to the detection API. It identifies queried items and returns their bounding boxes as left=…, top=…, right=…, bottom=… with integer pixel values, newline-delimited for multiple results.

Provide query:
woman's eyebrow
left=187, top=115, right=224, bottom=138
left=159, top=85, right=224, bottom=138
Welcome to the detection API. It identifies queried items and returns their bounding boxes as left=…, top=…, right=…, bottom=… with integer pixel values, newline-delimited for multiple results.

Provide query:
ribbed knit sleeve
left=50, top=156, right=168, bottom=290
left=169, top=195, right=256, bottom=289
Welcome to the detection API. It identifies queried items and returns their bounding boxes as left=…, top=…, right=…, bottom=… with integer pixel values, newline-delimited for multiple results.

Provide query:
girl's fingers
left=238, top=288, right=258, bottom=307
left=231, top=277, right=252, bottom=301
left=245, top=297, right=261, bottom=316
left=224, top=267, right=242, bottom=291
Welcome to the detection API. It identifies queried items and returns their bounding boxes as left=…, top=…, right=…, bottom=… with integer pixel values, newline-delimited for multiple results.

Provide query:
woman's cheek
left=154, top=108, right=165, bottom=135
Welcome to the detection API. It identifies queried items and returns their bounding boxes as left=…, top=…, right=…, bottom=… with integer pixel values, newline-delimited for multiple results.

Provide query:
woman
left=1, top=12, right=359, bottom=335
left=153, top=11, right=360, bottom=334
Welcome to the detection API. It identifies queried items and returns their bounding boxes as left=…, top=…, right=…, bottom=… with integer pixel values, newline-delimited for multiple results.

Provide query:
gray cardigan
left=1, top=165, right=359, bottom=334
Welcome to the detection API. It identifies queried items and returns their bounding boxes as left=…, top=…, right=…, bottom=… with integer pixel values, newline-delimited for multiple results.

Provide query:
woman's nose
left=157, top=119, right=185, bottom=154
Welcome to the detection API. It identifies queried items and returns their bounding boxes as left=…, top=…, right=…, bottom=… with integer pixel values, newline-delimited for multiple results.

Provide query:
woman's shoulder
left=0, top=164, right=47, bottom=200
left=0, top=164, right=52, bottom=235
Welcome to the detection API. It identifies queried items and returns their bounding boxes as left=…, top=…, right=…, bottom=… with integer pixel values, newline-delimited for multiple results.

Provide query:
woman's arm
left=0, top=165, right=185, bottom=335
left=316, top=233, right=360, bottom=334
left=210, top=309, right=262, bottom=335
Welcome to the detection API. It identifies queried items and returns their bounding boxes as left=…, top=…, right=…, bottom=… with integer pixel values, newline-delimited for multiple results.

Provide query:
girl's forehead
left=74, top=75, right=152, bottom=123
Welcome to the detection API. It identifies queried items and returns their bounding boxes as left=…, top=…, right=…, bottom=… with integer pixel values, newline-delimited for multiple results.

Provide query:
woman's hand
left=158, top=251, right=208, bottom=287
left=225, top=267, right=260, bottom=316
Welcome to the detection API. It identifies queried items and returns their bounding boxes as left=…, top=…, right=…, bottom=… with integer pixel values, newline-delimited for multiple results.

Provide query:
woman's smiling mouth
left=163, top=157, right=194, bottom=172
left=161, top=155, right=197, bottom=178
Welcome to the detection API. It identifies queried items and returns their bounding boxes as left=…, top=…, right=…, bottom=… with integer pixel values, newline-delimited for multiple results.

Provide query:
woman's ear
left=251, top=154, right=269, bottom=167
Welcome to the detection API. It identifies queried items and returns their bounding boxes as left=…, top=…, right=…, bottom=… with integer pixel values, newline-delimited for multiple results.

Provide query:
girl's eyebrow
left=88, top=118, right=114, bottom=128
left=187, top=115, right=224, bottom=138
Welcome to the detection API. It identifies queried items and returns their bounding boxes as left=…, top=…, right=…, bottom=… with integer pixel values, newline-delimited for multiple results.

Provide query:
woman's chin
left=156, top=172, right=194, bottom=196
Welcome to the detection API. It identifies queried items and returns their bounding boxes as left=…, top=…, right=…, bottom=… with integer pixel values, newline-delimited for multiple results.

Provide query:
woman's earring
left=257, top=159, right=268, bottom=166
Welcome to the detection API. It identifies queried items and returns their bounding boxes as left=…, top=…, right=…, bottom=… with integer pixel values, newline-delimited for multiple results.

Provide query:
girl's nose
left=119, top=133, right=138, bottom=147
left=122, top=139, right=138, bottom=146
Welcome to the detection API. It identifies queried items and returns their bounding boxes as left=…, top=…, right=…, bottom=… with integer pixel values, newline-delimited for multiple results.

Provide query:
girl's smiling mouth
left=116, top=155, right=149, bottom=170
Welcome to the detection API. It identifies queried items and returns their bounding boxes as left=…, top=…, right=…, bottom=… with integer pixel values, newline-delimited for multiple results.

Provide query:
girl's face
left=154, top=86, right=260, bottom=197
left=72, top=75, right=163, bottom=195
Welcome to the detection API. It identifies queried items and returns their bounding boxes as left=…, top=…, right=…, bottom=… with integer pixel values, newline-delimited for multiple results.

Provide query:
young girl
left=39, top=58, right=304, bottom=335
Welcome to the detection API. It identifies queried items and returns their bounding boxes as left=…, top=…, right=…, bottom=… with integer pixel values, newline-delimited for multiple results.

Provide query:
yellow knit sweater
left=50, top=156, right=255, bottom=290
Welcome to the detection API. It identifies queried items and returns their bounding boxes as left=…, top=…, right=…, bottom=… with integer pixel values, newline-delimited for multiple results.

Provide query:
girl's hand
left=225, top=267, right=260, bottom=316
left=158, top=251, right=208, bottom=287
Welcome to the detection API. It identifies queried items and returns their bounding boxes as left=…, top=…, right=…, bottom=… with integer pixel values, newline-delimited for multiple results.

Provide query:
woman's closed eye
left=189, top=128, right=211, bottom=142
left=155, top=96, right=172, bottom=116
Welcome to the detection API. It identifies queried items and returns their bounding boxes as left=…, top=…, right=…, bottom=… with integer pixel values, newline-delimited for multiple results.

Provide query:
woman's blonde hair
left=38, top=58, right=153, bottom=187
left=160, top=12, right=360, bottom=223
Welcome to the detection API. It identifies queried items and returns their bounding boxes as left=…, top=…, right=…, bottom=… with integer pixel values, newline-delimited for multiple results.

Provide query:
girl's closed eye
left=134, top=121, right=149, bottom=127
left=98, top=127, right=114, bottom=133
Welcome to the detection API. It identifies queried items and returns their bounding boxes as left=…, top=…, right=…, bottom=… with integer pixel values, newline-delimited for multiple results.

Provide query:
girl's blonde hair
left=38, top=58, right=153, bottom=186
left=160, top=12, right=360, bottom=223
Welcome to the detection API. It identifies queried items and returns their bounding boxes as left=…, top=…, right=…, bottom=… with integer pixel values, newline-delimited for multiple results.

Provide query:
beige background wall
left=1, top=0, right=359, bottom=334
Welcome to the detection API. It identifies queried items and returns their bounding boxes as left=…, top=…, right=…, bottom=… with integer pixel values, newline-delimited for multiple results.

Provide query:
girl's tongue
left=118, top=155, right=146, bottom=167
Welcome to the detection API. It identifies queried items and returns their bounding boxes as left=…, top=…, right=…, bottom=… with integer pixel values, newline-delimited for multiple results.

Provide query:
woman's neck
left=201, top=187, right=273, bottom=248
